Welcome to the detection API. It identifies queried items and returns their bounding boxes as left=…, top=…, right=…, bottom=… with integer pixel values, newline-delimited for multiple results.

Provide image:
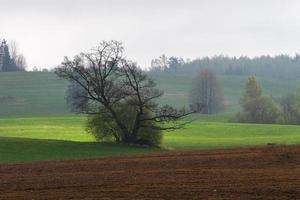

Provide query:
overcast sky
left=1, top=0, right=300, bottom=69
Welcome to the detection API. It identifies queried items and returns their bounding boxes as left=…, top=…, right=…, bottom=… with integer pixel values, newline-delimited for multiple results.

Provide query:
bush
left=135, top=120, right=162, bottom=146
left=86, top=102, right=162, bottom=146
left=86, top=112, right=119, bottom=142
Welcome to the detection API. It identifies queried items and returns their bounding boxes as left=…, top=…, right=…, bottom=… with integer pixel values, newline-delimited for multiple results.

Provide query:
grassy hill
left=0, top=72, right=68, bottom=117
left=149, top=73, right=299, bottom=113
left=0, top=72, right=299, bottom=117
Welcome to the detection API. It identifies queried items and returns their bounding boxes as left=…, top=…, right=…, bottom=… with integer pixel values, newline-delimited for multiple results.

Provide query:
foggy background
left=1, top=0, right=300, bottom=69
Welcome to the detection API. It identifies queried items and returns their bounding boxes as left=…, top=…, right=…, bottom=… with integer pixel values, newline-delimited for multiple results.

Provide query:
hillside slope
left=0, top=72, right=298, bottom=117
left=0, top=72, right=68, bottom=117
left=150, top=73, right=299, bottom=112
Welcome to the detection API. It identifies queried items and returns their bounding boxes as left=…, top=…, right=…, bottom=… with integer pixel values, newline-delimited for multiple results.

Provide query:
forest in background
left=149, top=54, right=300, bottom=80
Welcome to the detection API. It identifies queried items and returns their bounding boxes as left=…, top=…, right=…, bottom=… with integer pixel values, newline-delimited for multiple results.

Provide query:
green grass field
left=1, top=116, right=300, bottom=163
left=0, top=72, right=68, bottom=117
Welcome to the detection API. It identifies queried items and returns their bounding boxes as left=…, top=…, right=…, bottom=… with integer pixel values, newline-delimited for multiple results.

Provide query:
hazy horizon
left=1, top=0, right=300, bottom=69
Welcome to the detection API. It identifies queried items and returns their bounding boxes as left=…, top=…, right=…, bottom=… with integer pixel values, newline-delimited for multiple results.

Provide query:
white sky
left=1, top=0, right=300, bottom=69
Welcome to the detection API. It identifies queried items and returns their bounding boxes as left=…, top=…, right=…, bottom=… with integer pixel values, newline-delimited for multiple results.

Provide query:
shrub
left=86, top=101, right=162, bottom=146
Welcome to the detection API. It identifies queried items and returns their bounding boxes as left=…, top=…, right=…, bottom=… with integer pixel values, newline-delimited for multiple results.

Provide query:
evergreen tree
left=2, top=40, right=13, bottom=71
left=0, top=39, right=24, bottom=71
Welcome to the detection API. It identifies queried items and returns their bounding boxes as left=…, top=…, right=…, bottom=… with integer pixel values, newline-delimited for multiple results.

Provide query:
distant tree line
left=31, top=66, right=53, bottom=72
left=0, top=39, right=26, bottom=72
left=150, top=54, right=300, bottom=80
left=150, top=54, right=185, bottom=73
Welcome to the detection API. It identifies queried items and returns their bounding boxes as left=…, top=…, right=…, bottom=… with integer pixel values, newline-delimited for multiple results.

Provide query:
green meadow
left=1, top=116, right=300, bottom=163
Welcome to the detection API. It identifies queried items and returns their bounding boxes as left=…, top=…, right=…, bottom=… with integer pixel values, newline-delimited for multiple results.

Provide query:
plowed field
left=1, top=145, right=300, bottom=200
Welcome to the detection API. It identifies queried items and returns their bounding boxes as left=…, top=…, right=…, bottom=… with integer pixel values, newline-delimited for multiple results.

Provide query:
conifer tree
left=2, top=40, right=16, bottom=71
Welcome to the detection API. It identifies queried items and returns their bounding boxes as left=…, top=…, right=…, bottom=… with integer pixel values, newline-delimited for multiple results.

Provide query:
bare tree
left=15, top=54, right=27, bottom=70
left=150, top=54, right=168, bottom=71
left=9, top=40, right=27, bottom=70
left=189, top=68, right=225, bottom=114
left=9, top=41, right=18, bottom=61
left=55, top=41, right=191, bottom=145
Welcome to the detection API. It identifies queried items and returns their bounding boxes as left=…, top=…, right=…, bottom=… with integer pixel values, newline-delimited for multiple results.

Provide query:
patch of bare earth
left=1, top=145, right=300, bottom=200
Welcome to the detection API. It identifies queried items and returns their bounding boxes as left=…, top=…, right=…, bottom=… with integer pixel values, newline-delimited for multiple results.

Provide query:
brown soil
left=1, top=145, right=300, bottom=200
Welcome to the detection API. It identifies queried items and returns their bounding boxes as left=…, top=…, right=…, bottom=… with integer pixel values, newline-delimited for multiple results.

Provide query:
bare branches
left=55, top=41, right=126, bottom=106
left=55, top=40, right=193, bottom=145
left=141, top=105, right=194, bottom=123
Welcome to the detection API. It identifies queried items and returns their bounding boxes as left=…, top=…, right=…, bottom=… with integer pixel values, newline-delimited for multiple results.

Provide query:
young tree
left=9, top=41, right=27, bottom=70
left=189, top=68, right=225, bottom=114
left=237, top=76, right=280, bottom=123
left=56, top=41, right=191, bottom=146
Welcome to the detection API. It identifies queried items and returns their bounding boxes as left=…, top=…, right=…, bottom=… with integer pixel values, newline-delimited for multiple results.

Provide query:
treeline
left=149, top=54, right=300, bottom=80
